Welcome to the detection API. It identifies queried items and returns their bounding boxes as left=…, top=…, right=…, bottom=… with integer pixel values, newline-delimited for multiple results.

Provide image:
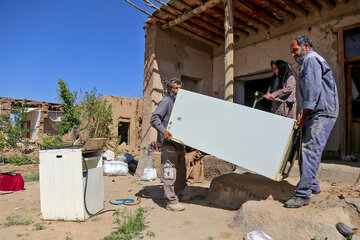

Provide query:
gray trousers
left=295, top=114, right=337, bottom=198
left=161, top=141, right=186, bottom=204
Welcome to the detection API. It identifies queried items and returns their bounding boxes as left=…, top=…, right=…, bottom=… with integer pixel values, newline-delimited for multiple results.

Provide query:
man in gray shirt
left=150, top=78, right=187, bottom=211
left=285, top=35, right=339, bottom=208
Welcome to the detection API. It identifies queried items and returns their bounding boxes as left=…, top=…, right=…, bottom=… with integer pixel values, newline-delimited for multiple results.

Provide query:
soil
left=0, top=163, right=359, bottom=240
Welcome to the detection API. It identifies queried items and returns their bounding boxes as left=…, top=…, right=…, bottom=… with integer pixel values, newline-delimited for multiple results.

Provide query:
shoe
left=179, top=193, right=192, bottom=202
left=312, top=189, right=321, bottom=194
left=284, top=196, right=311, bottom=208
left=166, top=203, right=185, bottom=212
left=336, top=222, right=354, bottom=237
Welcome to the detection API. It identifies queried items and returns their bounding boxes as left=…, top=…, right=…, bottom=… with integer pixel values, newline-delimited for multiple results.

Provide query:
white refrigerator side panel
left=167, top=89, right=296, bottom=180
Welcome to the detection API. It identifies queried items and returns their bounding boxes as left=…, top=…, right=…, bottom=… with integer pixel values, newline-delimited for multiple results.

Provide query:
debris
left=245, top=230, right=273, bottom=240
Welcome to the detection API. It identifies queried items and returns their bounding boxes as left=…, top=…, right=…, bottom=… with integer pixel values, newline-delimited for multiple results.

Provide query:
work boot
left=166, top=203, right=185, bottom=212
left=312, top=189, right=321, bottom=194
left=284, top=196, right=310, bottom=208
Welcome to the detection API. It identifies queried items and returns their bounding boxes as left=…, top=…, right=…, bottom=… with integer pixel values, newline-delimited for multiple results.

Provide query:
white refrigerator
left=167, top=89, right=298, bottom=181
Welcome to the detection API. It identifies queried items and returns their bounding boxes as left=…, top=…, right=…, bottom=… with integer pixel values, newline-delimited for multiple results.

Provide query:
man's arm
left=150, top=98, right=172, bottom=140
left=150, top=99, right=168, bottom=134
left=301, top=57, right=322, bottom=110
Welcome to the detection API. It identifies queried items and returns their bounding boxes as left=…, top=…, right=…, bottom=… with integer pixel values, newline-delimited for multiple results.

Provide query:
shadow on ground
left=135, top=172, right=296, bottom=210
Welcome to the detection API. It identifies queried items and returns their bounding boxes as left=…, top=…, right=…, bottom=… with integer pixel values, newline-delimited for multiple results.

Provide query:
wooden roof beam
left=260, top=0, right=296, bottom=20
left=302, top=0, right=321, bottom=12
left=179, top=21, right=224, bottom=42
left=208, top=6, right=258, bottom=34
left=235, top=0, right=283, bottom=27
left=232, top=2, right=269, bottom=29
left=199, top=13, right=244, bottom=39
left=315, top=0, right=335, bottom=9
left=161, top=0, right=223, bottom=30
left=275, top=0, right=309, bottom=17
left=153, top=3, right=227, bottom=40
left=175, top=25, right=220, bottom=45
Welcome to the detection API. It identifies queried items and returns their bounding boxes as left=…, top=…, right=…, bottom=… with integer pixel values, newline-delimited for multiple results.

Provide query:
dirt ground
left=0, top=163, right=359, bottom=240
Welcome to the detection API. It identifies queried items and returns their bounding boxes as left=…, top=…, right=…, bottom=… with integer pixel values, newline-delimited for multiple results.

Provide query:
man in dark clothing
left=150, top=78, right=187, bottom=211
left=285, top=35, right=339, bottom=208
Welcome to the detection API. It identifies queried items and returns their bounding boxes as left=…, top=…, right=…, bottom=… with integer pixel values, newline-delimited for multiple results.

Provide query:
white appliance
left=167, top=89, right=297, bottom=181
left=39, top=138, right=106, bottom=220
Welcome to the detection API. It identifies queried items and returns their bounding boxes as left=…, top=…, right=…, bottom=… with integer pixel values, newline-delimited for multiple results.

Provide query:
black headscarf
left=269, top=60, right=294, bottom=93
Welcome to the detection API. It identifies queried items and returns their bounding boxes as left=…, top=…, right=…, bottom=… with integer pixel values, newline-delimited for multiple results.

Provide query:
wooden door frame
left=339, top=22, right=360, bottom=155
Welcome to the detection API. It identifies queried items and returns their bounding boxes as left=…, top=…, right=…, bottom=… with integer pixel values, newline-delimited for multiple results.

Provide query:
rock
left=207, top=173, right=294, bottom=210
left=234, top=200, right=352, bottom=239
left=345, top=198, right=360, bottom=213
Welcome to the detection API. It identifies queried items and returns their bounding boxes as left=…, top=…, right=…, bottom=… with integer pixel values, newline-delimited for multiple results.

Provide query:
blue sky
left=0, top=0, right=155, bottom=103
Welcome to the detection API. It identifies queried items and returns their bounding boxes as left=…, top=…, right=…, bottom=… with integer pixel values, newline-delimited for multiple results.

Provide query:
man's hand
left=265, top=93, right=275, bottom=101
left=162, top=130, right=172, bottom=141
left=297, top=109, right=311, bottom=128
left=297, top=113, right=304, bottom=128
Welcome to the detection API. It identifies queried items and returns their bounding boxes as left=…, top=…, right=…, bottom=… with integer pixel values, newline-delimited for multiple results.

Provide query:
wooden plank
left=180, top=21, right=224, bottom=42
left=260, top=0, right=296, bottom=20
left=314, top=0, right=335, bottom=9
left=174, top=25, right=221, bottom=45
left=161, top=0, right=223, bottom=30
left=338, top=29, right=347, bottom=155
left=235, top=0, right=283, bottom=27
left=224, top=0, right=234, bottom=102
left=304, top=0, right=321, bottom=12
left=206, top=6, right=252, bottom=36
left=167, top=89, right=297, bottom=180
left=274, top=0, right=309, bottom=17
left=233, top=2, right=269, bottom=29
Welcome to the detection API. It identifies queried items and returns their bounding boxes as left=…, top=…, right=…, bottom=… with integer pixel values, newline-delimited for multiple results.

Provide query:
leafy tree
left=57, top=79, right=81, bottom=136
left=0, top=102, right=32, bottom=151
left=79, top=87, right=113, bottom=139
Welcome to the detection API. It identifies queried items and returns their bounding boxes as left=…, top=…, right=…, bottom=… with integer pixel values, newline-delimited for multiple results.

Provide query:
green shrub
left=4, top=155, right=34, bottom=165
left=40, top=135, right=63, bottom=150
left=103, top=207, right=154, bottom=240
left=32, top=223, right=45, bottom=231
left=3, top=215, right=33, bottom=227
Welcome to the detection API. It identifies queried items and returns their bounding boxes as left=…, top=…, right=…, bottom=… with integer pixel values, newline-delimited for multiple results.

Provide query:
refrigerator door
left=167, top=89, right=296, bottom=181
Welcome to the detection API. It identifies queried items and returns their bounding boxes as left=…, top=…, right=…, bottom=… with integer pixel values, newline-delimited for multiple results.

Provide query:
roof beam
left=232, top=2, right=269, bottom=29
left=235, top=0, right=283, bottom=27
left=161, top=0, right=223, bottom=30
left=302, top=0, right=321, bottom=12
left=260, top=0, right=296, bottom=20
left=207, top=7, right=256, bottom=34
left=275, top=0, right=309, bottom=17
left=314, top=0, right=335, bottom=9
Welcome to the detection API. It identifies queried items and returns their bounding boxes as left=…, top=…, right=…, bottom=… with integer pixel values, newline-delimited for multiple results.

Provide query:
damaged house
left=0, top=96, right=143, bottom=156
left=138, top=0, right=360, bottom=159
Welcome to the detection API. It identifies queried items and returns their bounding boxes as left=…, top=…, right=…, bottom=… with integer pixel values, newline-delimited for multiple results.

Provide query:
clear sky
left=0, top=0, right=155, bottom=103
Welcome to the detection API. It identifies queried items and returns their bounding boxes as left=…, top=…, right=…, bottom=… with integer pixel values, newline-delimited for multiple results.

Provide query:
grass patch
left=3, top=215, right=33, bottom=227
left=2, top=155, right=37, bottom=165
left=23, top=171, right=39, bottom=182
left=32, top=223, right=45, bottom=231
left=103, top=207, right=154, bottom=240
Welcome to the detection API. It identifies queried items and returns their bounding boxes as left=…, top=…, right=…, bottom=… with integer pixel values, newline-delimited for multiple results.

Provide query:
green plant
left=113, top=137, right=122, bottom=154
left=23, top=171, right=39, bottom=182
left=146, top=230, right=155, bottom=237
left=57, top=79, right=81, bottom=136
left=0, top=102, right=32, bottom=154
left=3, top=155, right=34, bottom=165
left=79, top=87, right=113, bottom=139
left=3, top=215, right=33, bottom=227
left=40, top=135, right=63, bottom=150
left=65, top=232, right=73, bottom=240
left=32, top=223, right=45, bottom=231
left=103, top=207, right=152, bottom=240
